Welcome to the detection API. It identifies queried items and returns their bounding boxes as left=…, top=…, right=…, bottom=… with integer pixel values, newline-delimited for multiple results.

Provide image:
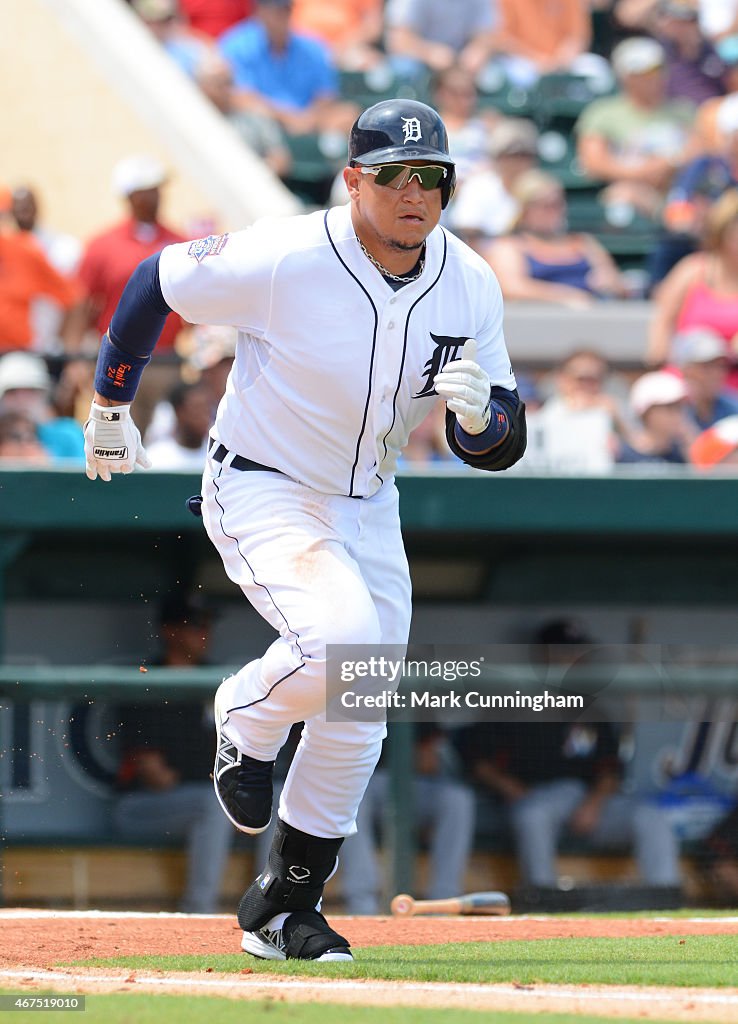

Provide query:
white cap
left=630, top=371, right=688, bottom=417
left=112, top=155, right=167, bottom=197
left=0, top=352, right=51, bottom=398
left=670, top=328, right=729, bottom=366
left=611, top=37, right=665, bottom=78
left=716, top=93, right=738, bottom=137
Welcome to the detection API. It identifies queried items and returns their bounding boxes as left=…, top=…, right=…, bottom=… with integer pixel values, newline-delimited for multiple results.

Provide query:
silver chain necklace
left=356, top=237, right=425, bottom=283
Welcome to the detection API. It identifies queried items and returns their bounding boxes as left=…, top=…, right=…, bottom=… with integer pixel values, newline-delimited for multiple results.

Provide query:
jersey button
left=388, top=321, right=395, bottom=329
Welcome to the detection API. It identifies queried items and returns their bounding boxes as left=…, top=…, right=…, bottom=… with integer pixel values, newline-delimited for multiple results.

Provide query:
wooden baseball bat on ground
left=390, top=891, right=511, bottom=917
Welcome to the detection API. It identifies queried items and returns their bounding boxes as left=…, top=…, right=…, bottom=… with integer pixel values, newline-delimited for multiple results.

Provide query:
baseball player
left=83, top=99, right=527, bottom=961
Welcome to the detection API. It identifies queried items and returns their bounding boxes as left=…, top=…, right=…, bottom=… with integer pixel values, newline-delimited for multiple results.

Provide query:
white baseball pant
left=202, top=461, right=411, bottom=840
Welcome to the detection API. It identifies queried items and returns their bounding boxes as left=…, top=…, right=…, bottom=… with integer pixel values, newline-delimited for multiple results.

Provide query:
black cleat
left=214, top=682, right=274, bottom=834
left=241, top=910, right=353, bottom=961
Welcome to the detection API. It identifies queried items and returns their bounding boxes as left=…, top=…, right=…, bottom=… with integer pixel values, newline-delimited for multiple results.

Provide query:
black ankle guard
left=283, top=911, right=350, bottom=959
left=238, top=819, right=344, bottom=931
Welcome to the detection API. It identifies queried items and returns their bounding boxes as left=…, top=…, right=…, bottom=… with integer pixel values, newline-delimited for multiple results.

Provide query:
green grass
left=0, top=992, right=711, bottom=1024
left=67, top=934, right=738, bottom=988
left=527, top=909, right=738, bottom=919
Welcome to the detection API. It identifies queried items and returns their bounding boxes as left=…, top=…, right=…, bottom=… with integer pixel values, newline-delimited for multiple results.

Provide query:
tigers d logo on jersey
left=402, top=117, right=422, bottom=144
left=413, top=333, right=467, bottom=398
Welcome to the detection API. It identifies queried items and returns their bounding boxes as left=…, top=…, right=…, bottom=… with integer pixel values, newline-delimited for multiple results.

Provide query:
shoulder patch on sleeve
left=188, top=233, right=230, bottom=263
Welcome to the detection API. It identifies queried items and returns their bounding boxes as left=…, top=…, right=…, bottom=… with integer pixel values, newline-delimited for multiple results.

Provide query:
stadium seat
left=475, top=63, right=536, bottom=118
left=538, top=130, right=596, bottom=190
left=533, top=70, right=615, bottom=131
left=338, top=65, right=432, bottom=109
left=566, top=193, right=659, bottom=268
left=284, top=132, right=343, bottom=206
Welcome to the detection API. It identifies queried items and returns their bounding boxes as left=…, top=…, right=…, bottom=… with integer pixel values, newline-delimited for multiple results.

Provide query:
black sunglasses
left=359, top=164, right=448, bottom=191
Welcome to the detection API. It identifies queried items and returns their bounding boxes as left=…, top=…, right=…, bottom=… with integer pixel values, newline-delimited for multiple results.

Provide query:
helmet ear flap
left=441, top=168, right=457, bottom=210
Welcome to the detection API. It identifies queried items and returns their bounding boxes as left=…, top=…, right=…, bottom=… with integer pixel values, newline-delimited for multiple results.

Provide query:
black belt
left=208, top=438, right=280, bottom=474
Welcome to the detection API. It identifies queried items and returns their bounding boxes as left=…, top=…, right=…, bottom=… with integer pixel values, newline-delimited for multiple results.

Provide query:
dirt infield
left=2, top=910, right=738, bottom=1021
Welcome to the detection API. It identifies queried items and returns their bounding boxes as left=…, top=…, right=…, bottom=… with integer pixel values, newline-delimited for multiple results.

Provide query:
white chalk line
left=2, top=909, right=738, bottom=923
left=1, top=967, right=738, bottom=1008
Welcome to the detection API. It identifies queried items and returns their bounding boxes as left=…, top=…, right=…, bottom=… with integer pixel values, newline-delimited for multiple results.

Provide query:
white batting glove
left=433, top=338, right=492, bottom=435
left=84, top=402, right=151, bottom=482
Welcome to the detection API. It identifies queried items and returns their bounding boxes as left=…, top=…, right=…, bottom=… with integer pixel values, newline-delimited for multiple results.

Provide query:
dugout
left=1, top=467, right=738, bottom=908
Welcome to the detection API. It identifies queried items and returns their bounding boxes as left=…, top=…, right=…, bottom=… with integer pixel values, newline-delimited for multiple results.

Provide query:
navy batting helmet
left=349, top=99, right=456, bottom=208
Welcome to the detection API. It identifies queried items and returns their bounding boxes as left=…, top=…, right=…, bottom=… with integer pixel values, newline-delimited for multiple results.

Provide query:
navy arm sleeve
left=109, top=252, right=172, bottom=357
left=93, top=253, right=173, bottom=402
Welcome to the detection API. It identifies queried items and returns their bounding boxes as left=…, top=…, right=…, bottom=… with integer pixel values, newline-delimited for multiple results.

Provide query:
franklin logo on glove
left=84, top=401, right=151, bottom=482
left=93, top=446, right=127, bottom=459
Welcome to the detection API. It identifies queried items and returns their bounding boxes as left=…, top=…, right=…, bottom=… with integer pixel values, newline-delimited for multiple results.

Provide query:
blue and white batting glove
left=433, top=338, right=491, bottom=435
left=84, top=402, right=151, bottom=482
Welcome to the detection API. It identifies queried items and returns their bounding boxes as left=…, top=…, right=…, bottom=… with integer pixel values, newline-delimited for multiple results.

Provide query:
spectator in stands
left=575, top=36, right=696, bottom=220
left=655, top=93, right=738, bottom=284
left=433, top=65, right=499, bottom=185
left=78, top=155, right=186, bottom=434
left=617, top=369, right=694, bottom=461
left=659, top=1, right=728, bottom=104
left=652, top=95, right=738, bottom=283
left=52, top=358, right=96, bottom=427
left=524, top=349, right=626, bottom=473
left=0, top=351, right=85, bottom=461
left=689, top=410, right=738, bottom=465
left=693, top=803, right=738, bottom=902
left=0, top=230, right=84, bottom=354
left=384, top=0, right=500, bottom=76
left=146, top=381, right=212, bottom=469
left=339, top=724, right=475, bottom=913
left=458, top=619, right=682, bottom=892
left=618, top=0, right=738, bottom=43
left=693, top=40, right=738, bottom=152
left=178, top=0, right=253, bottom=38
left=0, top=410, right=49, bottom=464
left=10, top=186, right=83, bottom=354
left=616, top=0, right=728, bottom=104
left=10, top=187, right=81, bottom=278
left=671, top=327, right=738, bottom=427
left=219, top=0, right=357, bottom=135
left=195, top=52, right=291, bottom=177
left=448, top=118, right=540, bottom=252
left=112, top=595, right=235, bottom=914
left=493, top=0, right=607, bottom=88
left=648, top=188, right=738, bottom=368
left=291, top=0, right=385, bottom=71
left=486, top=170, right=627, bottom=307
left=133, top=0, right=214, bottom=79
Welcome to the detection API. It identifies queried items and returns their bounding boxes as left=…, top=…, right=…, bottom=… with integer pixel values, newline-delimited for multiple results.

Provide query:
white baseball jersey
left=158, top=203, right=516, bottom=498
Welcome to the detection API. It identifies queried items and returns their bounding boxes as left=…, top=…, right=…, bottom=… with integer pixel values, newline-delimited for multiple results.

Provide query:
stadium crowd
left=6, top=0, right=738, bottom=469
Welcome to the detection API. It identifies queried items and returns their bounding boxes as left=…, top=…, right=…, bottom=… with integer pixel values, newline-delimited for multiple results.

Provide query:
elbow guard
left=445, top=387, right=527, bottom=471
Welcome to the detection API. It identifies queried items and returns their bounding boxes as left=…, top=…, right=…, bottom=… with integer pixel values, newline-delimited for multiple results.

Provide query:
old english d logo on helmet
left=349, top=99, right=457, bottom=208
left=401, top=117, right=422, bottom=144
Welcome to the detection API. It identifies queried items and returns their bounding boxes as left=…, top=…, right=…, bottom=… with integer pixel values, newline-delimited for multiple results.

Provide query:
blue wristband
left=94, top=332, right=150, bottom=403
left=454, top=403, right=510, bottom=453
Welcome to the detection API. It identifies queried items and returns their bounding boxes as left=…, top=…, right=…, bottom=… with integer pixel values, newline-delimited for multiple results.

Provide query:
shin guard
left=238, top=819, right=344, bottom=932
